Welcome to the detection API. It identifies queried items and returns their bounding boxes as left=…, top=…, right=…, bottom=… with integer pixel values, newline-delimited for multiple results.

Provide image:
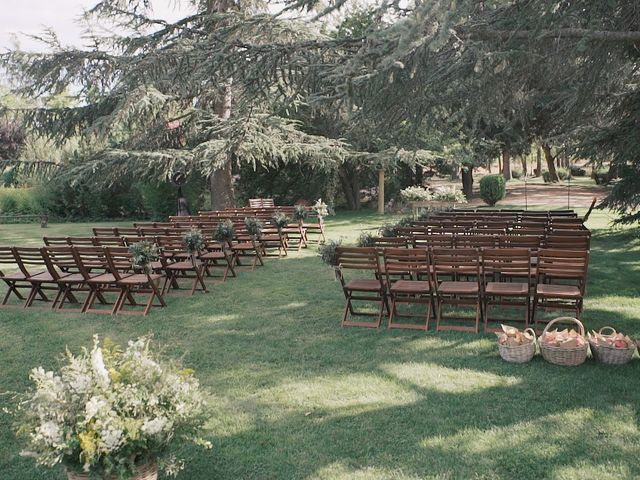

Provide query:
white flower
left=37, top=421, right=62, bottom=445
left=70, top=374, right=91, bottom=394
left=100, top=428, right=123, bottom=452
left=85, top=396, right=107, bottom=421
left=141, top=417, right=167, bottom=436
left=91, top=347, right=110, bottom=387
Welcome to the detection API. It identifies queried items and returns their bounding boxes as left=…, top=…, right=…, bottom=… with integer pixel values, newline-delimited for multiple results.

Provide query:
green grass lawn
left=1, top=208, right=640, bottom=479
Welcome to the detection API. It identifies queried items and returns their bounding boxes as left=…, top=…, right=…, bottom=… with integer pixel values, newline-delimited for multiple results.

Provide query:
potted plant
left=214, top=220, right=235, bottom=248
left=15, top=336, right=211, bottom=479
left=183, top=229, right=204, bottom=266
left=244, top=217, right=263, bottom=239
left=128, top=241, right=160, bottom=275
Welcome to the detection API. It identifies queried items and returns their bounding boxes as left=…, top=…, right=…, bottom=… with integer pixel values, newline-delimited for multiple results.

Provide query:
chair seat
left=28, top=272, right=57, bottom=282
left=231, top=242, right=256, bottom=250
left=438, top=281, right=479, bottom=295
left=345, top=279, right=384, bottom=292
left=200, top=251, right=228, bottom=260
left=486, top=282, right=529, bottom=295
left=57, top=273, right=86, bottom=284
left=87, top=273, right=122, bottom=284
left=167, top=261, right=199, bottom=271
left=118, top=274, right=163, bottom=284
left=391, top=280, right=431, bottom=294
left=2, top=271, right=29, bottom=281
left=536, top=284, right=582, bottom=298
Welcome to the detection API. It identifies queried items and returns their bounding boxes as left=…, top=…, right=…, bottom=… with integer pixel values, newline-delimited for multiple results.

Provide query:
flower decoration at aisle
left=183, top=228, right=205, bottom=254
left=128, top=241, right=160, bottom=274
left=15, top=336, right=211, bottom=479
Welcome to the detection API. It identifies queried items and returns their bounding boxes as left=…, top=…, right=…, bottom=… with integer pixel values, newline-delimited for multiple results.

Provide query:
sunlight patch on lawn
left=550, top=462, right=632, bottom=480
left=308, top=462, right=426, bottom=480
left=262, top=373, right=421, bottom=411
left=380, top=362, right=521, bottom=393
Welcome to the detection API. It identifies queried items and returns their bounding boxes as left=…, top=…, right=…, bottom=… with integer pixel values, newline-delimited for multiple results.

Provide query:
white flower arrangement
left=399, top=185, right=432, bottom=202
left=15, top=336, right=211, bottom=479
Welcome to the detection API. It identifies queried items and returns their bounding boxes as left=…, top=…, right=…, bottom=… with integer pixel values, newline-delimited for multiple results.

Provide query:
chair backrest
left=383, top=247, right=430, bottom=283
left=12, top=247, right=46, bottom=277
left=66, top=237, right=96, bottom=246
left=249, top=198, right=275, bottom=208
left=104, top=247, right=136, bottom=281
left=0, top=247, right=17, bottom=275
left=481, top=248, right=531, bottom=282
left=43, top=236, right=70, bottom=246
left=431, top=248, right=481, bottom=283
left=455, top=234, right=496, bottom=249
left=498, top=235, right=542, bottom=250
left=115, top=227, right=141, bottom=236
left=42, top=246, right=78, bottom=280
left=536, top=248, right=589, bottom=292
left=93, top=227, right=117, bottom=236
left=93, top=236, right=126, bottom=246
left=156, top=236, right=190, bottom=256
left=335, top=247, right=380, bottom=272
left=73, top=246, right=109, bottom=278
left=544, top=235, right=590, bottom=250
left=413, top=234, right=454, bottom=249
left=370, top=237, right=408, bottom=249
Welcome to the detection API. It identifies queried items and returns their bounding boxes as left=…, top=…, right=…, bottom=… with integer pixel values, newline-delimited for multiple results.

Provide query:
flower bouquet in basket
left=129, top=241, right=160, bottom=274
left=588, top=327, right=636, bottom=365
left=292, top=205, right=308, bottom=224
left=183, top=229, right=205, bottom=266
left=271, top=211, right=290, bottom=231
left=214, top=220, right=235, bottom=247
left=495, top=324, right=536, bottom=363
left=244, top=217, right=263, bottom=239
left=14, top=336, right=211, bottom=480
left=539, top=317, right=589, bottom=366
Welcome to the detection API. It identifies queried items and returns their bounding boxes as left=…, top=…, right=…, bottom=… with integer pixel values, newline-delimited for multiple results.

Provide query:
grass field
left=1, top=207, right=640, bottom=479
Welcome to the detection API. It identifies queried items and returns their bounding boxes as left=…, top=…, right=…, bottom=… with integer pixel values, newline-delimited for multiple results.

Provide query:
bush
left=594, top=168, right=609, bottom=185
left=432, top=186, right=466, bottom=203
left=356, top=231, right=375, bottom=247
left=479, top=175, right=506, bottom=206
left=557, top=167, right=571, bottom=180
left=318, top=238, right=342, bottom=266
left=511, top=167, right=523, bottom=179
left=569, top=164, right=586, bottom=177
left=399, top=185, right=431, bottom=202
left=542, top=171, right=552, bottom=183
left=0, top=188, right=45, bottom=215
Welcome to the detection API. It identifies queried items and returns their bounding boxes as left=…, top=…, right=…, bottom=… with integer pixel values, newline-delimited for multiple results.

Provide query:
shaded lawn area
left=1, top=208, right=640, bottom=479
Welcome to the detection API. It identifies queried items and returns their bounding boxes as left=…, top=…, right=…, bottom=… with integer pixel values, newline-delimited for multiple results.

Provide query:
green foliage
left=292, top=205, right=308, bottom=222
left=542, top=171, right=553, bottom=183
left=244, top=217, right=263, bottom=238
left=0, top=120, right=25, bottom=160
left=479, top=175, right=506, bottom=206
left=557, top=167, right=571, bottom=181
left=356, top=231, right=375, bottom=247
left=0, top=188, right=45, bottom=215
left=318, top=238, right=342, bottom=266
left=378, top=223, right=399, bottom=237
left=511, top=167, right=523, bottom=179
left=569, top=164, right=586, bottom=177
left=183, top=229, right=205, bottom=253
left=594, top=168, right=610, bottom=185
left=214, top=220, right=235, bottom=243
left=271, top=212, right=291, bottom=230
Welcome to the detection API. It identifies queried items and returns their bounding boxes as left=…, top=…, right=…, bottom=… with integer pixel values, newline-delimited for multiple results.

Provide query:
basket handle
left=541, top=317, right=585, bottom=337
left=598, top=326, right=617, bottom=337
left=524, top=328, right=537, bottom=341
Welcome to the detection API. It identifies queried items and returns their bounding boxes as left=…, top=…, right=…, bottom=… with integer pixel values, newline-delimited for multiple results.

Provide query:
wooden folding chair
left=482, top=248, right=532, bottom=332
left=229, top=234, right=265, bottom=271
left=532, top=249, right=589, bottom=326
left=41, top=246, right=90, bottom=311
left=431, top=248, right=482, bottom=333
left=156, top=237, right=207, bottom=295
left=73, top=246, right=124, bottom=314
left=93, top=236, right=126, bottom=246
left=13, top=247, right=59, bottom=308
left=43, top=236, right=70, bottom=246
left=302, top=212, right=326, bottom=244
left=544, top=235, right=590, bottom=251
left=0, top=247, right=30, bottom=306
left=200, top=243, right=237, bottom=282
left=104, top=247, right=166, bottom=316
left=93, top=227, right=118, bottom=237
left=454, top=234, right=496, bottom=249
left=383, top=248, right=433, bottom=330
left=412, top=234, right=454, bottom=249
left=335, top=247, right=389, bottom=328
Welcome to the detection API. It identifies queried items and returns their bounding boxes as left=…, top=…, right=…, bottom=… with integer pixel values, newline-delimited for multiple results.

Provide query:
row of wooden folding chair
left=334, top=247, right=588, bottom=333
left=0, top=246, right=165, bottom=315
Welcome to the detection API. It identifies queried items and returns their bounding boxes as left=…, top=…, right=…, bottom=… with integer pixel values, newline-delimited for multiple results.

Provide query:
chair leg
left=340, top=295, right=352, bottom=327
left=387, top=296, right=397, bottom=328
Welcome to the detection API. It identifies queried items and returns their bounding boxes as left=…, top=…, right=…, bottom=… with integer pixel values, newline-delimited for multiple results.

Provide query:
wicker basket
left=539, top=317, right=589, bottom=366
left=498, top=328, right=537, bottom=363
left=67, top=462, right=157, bottom=480
left=589, top=326, right=636, bottom=365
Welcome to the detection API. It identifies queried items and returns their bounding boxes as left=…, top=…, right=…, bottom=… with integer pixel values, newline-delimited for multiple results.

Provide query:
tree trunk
left=337, top=163, right=361, bottom=210
left=498, top=155, right=502, bottom=176
left=521, top=154, right=527, bottom=176
left=541, top=143, right=559, bottom=182
left=461, top=167, right=474, bottom=199
left=415, top=165, right=423, bottom=186
left=535, top=147, right=542, bottom=176
left=208, top=0, right=235, bottom=210
left=486, top=158, right=491, bottom=173
left=502, top=150, right=511, bottom=180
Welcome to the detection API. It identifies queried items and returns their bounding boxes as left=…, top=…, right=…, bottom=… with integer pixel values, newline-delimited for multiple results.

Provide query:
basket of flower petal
left=539, top=317, right=589, bottom=366
left=588, top=326, right=636, bottom=365
left=496, top=324, right=537, bottom=363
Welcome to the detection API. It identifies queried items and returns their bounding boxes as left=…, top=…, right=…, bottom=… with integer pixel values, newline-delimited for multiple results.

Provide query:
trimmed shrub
left=479, top=175, right=506, bottom=206
left=569, top=164, right=586, bottom=177
left=557, top=167, right=571, bottom=181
